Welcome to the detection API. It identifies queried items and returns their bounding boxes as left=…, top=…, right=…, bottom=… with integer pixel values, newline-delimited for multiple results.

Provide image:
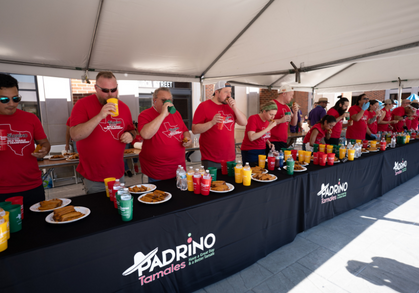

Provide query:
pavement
left=193, top=174, right=419, bottom=293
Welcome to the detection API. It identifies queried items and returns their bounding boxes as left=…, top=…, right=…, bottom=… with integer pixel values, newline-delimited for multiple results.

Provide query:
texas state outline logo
left=218, top=111, right=234, bottom=131
left=162, top=122, right=183, bottom=141
left=0, top=124, right=32, bottom=156
left=98, top=116, right=125, bottom=140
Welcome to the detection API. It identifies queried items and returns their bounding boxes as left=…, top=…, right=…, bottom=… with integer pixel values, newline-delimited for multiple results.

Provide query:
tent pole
left=398, top=77, right=402, bottom=105
left=84, top=0, right=105, bottom=74
left=313, top=63, right=356, bottom=88
left=269, top=74, right=288, bottom=87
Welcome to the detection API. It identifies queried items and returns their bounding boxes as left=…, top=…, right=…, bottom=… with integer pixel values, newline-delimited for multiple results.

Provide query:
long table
left=2, top=140, right=419, bottom=293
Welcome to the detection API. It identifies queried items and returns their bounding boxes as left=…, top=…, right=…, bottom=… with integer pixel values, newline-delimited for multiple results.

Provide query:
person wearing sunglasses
left=70, top=71, right=136, bottom=194
left=0, top=73, right=51, bottom=206
left=346, top=94, right=371, bottom=140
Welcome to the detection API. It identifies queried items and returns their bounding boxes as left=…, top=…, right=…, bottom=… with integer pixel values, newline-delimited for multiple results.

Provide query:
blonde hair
left=260, top=101, right=278, bottom=112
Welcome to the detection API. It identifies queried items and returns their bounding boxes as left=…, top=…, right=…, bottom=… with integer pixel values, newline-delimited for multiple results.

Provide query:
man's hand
left=278, top=115, right=291, bottom=124
left=120, top=132, right=133, bottom=144
left=99, top=103, right=116, bottom=120
left=211, top=113, right=223, bottom=125
left=31, top=145, right=49, bottom=158
left=226, top=97, right=236, bottom=109
left=291, top=103, right=299, bottom=113
left=161, top=101, right=172, bottom=117
left=267, top=120, right=278, bottom=130
left=342, top=112, right=350, bottom=119
left=65, top=144, right=70, bottom=151
left=182, top=137, right=192, bottom=148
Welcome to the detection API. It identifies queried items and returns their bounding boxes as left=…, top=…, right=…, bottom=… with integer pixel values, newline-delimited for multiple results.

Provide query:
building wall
left=364, top=90, right=385, bottom=101
left=260, top=89, right=309, bottom=117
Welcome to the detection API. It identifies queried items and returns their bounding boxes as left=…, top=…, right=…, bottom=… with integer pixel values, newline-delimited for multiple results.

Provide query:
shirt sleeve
left=33, top=115, right=47, bottom=141
left=192, top=103, right=207, bottom=125
left=137, top=110, right=151, bottom=134
left=70, top=99, right=89, bottom=127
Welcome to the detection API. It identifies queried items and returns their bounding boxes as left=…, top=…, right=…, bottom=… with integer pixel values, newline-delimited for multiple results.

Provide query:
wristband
left=129, top=132, right=135, bottom=139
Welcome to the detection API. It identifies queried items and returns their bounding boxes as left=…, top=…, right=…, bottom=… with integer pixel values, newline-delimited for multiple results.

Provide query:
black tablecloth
left=1, top=140, right=418, bottom=293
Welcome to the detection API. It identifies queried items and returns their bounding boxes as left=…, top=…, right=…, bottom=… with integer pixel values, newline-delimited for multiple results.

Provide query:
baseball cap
left=278, top=84, right=294, bottom=93
left=213, top=80, right=232, bottom=92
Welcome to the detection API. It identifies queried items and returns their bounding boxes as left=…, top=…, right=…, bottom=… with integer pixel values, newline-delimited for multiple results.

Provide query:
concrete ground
left=45, top=158, right=419, bottom=293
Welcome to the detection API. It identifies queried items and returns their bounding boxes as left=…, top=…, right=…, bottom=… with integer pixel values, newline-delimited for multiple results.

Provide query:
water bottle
left=199, top=165, right=205, bottom=176
left=179, top=168, right=187, bottom=191
left=390, top=136, right=396, bottom=148
left=201, top=170, right=211, bottom=195
left=176, top=165, right=182, bottom=189
left=112, top=179, right=121, bottom=201
left=279, top=150, right=284, bottom=168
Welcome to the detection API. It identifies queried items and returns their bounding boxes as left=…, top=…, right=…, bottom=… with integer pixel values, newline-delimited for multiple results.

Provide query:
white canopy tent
left=1, top=0, right=419, bottom=94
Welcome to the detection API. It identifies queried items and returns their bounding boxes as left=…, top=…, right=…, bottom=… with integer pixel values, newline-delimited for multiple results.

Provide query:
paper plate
left=46, top=206, right=90, bottom=224
left=30, top=198, right=71, bottom=212
left=138, top=192, right=172, bottom=204
left=128, top=184, right=157, bottom=194
left=283, top=166, right=307, bottom=172
left=251, top=174, right=278, bottom=182
left=210, top=183, right=235, bottom=193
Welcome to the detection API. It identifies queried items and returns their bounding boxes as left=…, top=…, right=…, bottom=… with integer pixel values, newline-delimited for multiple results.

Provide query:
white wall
left=37, top=76, right=72, bottom=101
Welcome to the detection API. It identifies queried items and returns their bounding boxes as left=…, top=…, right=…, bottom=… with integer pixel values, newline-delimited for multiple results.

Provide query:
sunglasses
left=0, top=96, right=22, bottom=104
left=96, top=84, right=118, bottom=93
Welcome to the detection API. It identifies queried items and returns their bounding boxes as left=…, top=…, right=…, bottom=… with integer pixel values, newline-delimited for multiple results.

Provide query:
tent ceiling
left=1, top=0, right=419, bottom=92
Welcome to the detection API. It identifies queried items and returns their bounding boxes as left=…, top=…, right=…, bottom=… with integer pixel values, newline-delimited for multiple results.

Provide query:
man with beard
left=192, top=81, right=247, bottom=169
left=269, top=84, right=298, bottom=151
left=70, top=71, right=136, bottom=194
left=391, top=104, right=415, bottom=132
left=325, top=96, right=350, bottom=145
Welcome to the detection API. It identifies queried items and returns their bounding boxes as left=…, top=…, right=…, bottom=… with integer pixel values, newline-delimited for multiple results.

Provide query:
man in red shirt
left=325, top=96, right=349, bottom=145
left=391, top=105, right=414, bottom=132
left=138, top=87, right=191, bottom=182
left=269, top=84, right=298, bottom=151
left=70, top=72, right=136, bottom=194
left=192, top=81, right=247, bottom=169
left=0, top=74, right=51, bottom=206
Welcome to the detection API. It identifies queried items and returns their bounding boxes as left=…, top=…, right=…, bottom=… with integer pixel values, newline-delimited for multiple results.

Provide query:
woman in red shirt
left=366, top=100, right=381, bottom=139
left=378, top=99, right=396, bottom=132
left=303, top=115, right=336, bottom=148
left=346, top=94, right=370, bottom=140
left=241, top=101, right=278, bottom=164
left=325, top=96, right=349, bottom=145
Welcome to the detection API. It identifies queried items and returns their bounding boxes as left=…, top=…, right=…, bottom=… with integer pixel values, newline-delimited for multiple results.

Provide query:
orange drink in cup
left=107, top=98, right=119, bottom=117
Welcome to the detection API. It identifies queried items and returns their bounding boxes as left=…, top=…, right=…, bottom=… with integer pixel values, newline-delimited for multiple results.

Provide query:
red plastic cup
left=319, top=153, right=327, bottom=166
left=290, top=149, right=298, bottom=161
left=362, top=140, right=369, bottom=149
left=221, top=160, right=228, bottom=175
left=193, top=176, right=201, bottom=194
left=313, top=152, right=319, bottom=165
left=107, top=181, right=116, bottom=202
left=200, top=177, right=211, bottom=196
left=327, top=153, right=335, bottom=166
left=217, top=116, right=225, bottom=130
left=380, top=141, right=386, bottom=151
left=0, top=129, right=7, bottom=151
left=6, top=196, right=23, bottom=220
left=267, top=156, right=275, bottom=170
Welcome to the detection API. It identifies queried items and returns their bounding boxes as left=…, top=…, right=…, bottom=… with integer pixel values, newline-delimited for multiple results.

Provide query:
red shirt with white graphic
left=391, top=107, right=406, bottom=132
left=377, top=108, right=391, bottom=132
left=410, top=110, right=419, bottom=130
left=270, top=100, right=291, bottom=143
left=346, top=105, right=368, bottom=140
left=192, top=100, right=237, bottom=162
left=241, top=114, right=270, bottom=151
left=303, top=123, right=326, bottom=145
left=366, top=110, right=378, bottom=134
left=326, top=107, right=343, bottom=139
left=70, top=94, right=134, bottom=181
left=138, top=107, right=188, bottom=180
left=0, top=109, right=47, bottom=193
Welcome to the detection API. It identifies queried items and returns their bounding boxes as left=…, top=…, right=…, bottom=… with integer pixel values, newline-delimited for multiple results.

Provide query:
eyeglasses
left=0, top=96, right=22, bottom=104
left=96, top=84, right=118, bottom=93
left=363, top=98, right=369, bottom=100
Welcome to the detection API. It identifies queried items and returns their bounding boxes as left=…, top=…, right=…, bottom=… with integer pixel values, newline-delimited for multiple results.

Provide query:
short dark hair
left=356, top=94, right=366, bottom=106
left=319, top=115, right=336, bottom=124
left=0, top=73, right=19, bottom=90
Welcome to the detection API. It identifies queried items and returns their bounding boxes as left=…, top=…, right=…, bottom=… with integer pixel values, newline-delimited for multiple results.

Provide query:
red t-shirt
left=366, top=110, right=378, bottom=134
left=70, top=94, right=134, bottom=181
left=241, top=114, right=270, bottom=151
left=326, top=108, right=343, bottom=139
left=391, top=107, right=406, bottom=132
left=303, top=123, right=326, bottom=145
left=270, top=100, right=291, bottom=142
left=346, top=105, right=368, bottom=140
left=0, top=109, right=47, bottom=193
left=377, top=108, right=391, bottom=132
left=192, top=100, right=237, bottom=162
left=137, top=107, right=188, bottom=180
left=410, top=110, right=419, bottom=130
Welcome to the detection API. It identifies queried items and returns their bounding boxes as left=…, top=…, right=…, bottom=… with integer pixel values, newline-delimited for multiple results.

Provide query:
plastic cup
left=326, top=145, right=334, bottom=154
left=120, top=197, right=133, bottom=222
left=220, top=160, right=228, bottom=175
left=115, top=192, right=121, bottom=212
left=4, top=204, right=22, bottom=233
left=104, top=177, right=116, bottom=198
left=5, top=196, right=23, bottom=220
left=234, top=167, right=242, bottom=183
left=208, top=167, right=217, bottom=181
left=201, top=177, right=211, bottom=196
left=356, top=139, right=362, bottom=145
left=107, top=98, right=119, bottom=117
left=370, top=141, right=377, bottom=148
left=284, top=150, right=291, bottom=162
left=319, top=144, right=325, bottom=153
left=380, top=141, right=386, bottom=151
left=227, top=161, right=236, bottom=176
left=286, top=160, right=295, bottom=175
left=267, top=156, right=275, bottom=170
left=339, top=148, right=346, bottom=159
left=258, top=155, right=266, bottom=168
left=0, top=209, right=9, bottom=240
left=313, top=152, right=319, bottom=165
left=0, top=217, right=7, bottom=252
left=313, top=144, right=319, bottom=153
left=0, top=202, right=12, bottom=211
left=298, top=150, right=305, bottom=162
left=290, top=149, right=298, bottom=161
left=362, top=140, right=369, bottom=149
left=217, top=116, right=225, bottom=130
left=107, top=181, right=116, bottom=202
left=242, top=168, right=252, bottom=186
left=319, top=153, right=327, bottom=166
left=304, top=151, right=311, bottom=164
left=327, top=153, right=335, bottom=166
left=163, top=99, right=176, bottom=114
left=0, top=129, right=7, bottom=151
left=351, top=139, right=356, bottom=145
left=348, top=149, right=355, bottom=161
